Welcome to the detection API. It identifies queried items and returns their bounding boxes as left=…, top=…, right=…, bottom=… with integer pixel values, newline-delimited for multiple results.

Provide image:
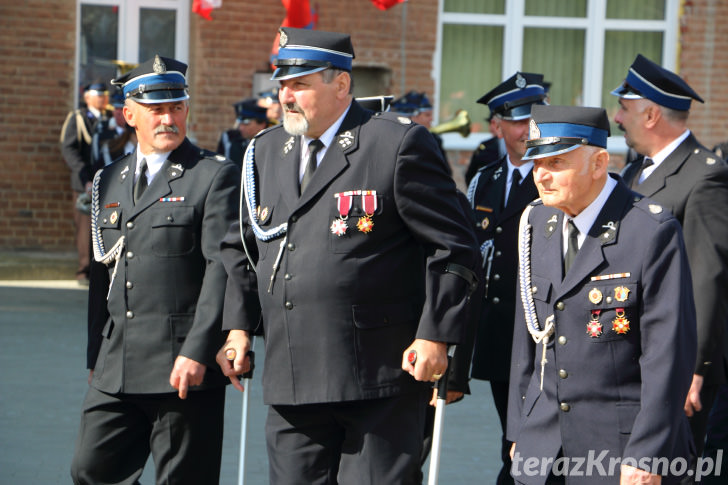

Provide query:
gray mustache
left=155, top=125, right=179, bottom=135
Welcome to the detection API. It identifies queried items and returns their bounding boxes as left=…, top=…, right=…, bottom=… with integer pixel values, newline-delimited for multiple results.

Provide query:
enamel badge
left=331, top=191, right=354, bottom=236
left=612, top=309, right=630, bottom=334
left=357, top=190, right=376, bottom=233
left=614, top=286, right=630, bottom=302
left=110, top=211, right=118, bottom=225
left=587, top=310, right=602, bottom=338
left=588, top=288, right=603, bottom=304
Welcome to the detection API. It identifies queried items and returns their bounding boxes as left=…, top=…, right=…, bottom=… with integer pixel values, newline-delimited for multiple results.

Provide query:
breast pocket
left=529, top=275, right=553, bottom=316
left=583, top=282, right=639, bottom=342
left=328, top=193, right=387, bottom=254
left=150, top=206, right=196, bottom=257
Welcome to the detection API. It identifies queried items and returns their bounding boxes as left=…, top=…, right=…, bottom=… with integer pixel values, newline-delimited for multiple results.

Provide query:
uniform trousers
left=266, top=389, right=427, bottom=485
left=71, top=386, right=225, bottom=485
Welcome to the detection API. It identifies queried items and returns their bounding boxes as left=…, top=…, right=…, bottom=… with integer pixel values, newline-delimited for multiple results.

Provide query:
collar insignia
left=283, top=136, right=295, bottom=154
left=338, top=131, right=355, bottom=149
left=492, top=166, right=503, bottom=180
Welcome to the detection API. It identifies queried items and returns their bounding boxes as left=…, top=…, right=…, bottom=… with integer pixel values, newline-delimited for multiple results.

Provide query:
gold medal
left=357, top=216, right=374, bottom=233
left=588, top=288, right=603, bottom=304
left=612, top=308, right=630, bottom=334
left=614, top=286, right=630, bottom=302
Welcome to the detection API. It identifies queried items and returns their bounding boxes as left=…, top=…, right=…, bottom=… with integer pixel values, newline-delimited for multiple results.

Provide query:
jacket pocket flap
left=151, top=206, right=195, bottom=227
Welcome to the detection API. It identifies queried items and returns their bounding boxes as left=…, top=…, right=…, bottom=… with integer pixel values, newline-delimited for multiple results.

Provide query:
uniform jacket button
left=495, top=226, right=503, bottom=234
left=558, top=336, right=567, bottom=345
left=290, top=215, right=298, bottom=222
left=287, top=243, right=296, bottom=251
left=560, top=402, right=570, bottom=412
left=126, top=251, right=134, bottom=259
left=284, top=273, right=292, bottom=280
left=126, top=310, right=134, bottom=319
left=126, top=281, right=133, bottom=289
left=126, top=221, right=134, bottom=229
left=559, top=369, right=568, bottom=379
left=492, top=273, right=500, bottom=281
left=492, top=297, right=500, bottom=304
left=495, top=250, right=502, bottom=257
left=167, top=215, right=174, bottom=222
left=285, top=301, right=293, bottom=310
left=556, top=301, right=565, bottom=311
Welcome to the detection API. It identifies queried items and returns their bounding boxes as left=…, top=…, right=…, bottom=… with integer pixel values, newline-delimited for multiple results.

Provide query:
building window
left=437, top=0, right=678, bottom=150
left=77, top=0, right=189, bottom=103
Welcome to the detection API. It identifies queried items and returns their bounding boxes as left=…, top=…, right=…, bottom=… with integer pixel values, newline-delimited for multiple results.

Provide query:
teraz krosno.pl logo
left=511, top=450, right=723, bottom=481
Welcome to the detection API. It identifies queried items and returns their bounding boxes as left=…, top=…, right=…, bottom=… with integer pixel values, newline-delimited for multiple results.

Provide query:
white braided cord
left=517, top=204, right=555, bottom=390
left=243, top=138, right=288, bottom=242
left=90, top=168, right=125, bottom=298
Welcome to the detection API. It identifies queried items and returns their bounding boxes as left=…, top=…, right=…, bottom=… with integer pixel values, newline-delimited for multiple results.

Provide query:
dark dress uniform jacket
left=88, top=138, right=240, bottom=394
left=507, top=179, right=696, bottom=484
left=466, top=157, right=539, bottom=385
left=61, top=107, right=114, bottom=192
left=622, top=134, right=728, bottom=386
left=221, top=101, right=480, bottom=406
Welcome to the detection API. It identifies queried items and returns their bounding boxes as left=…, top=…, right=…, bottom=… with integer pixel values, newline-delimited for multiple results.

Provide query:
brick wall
left=2, top=0, right=727, bottom=251
left=680, top=0, right=728, bottom=149
left=0, top=0, right=77, bottom=250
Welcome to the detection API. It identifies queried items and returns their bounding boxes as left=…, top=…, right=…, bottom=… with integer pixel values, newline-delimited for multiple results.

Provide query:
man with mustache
left=70, top=55, right=240, bottom=484
left=217, top=27, right=480, bottom=484
left=613, top=55, right=728, bottom=479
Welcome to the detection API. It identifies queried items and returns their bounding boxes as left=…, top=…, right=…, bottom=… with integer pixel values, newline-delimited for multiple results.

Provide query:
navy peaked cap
left=272, top=27, right=355, bottom=81
left=234, top=98, right=268, bottom=121
left=477, top=72, right=547, bottom=121
left=610, top=54, right=703, bottom=111
left=523, top=105, right=610, bottom=160
left=111, top=55, right=189, bottom=104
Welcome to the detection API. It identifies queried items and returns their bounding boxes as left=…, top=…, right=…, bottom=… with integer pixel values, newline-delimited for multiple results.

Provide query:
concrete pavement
left=0, top=282, right=502, bottom=484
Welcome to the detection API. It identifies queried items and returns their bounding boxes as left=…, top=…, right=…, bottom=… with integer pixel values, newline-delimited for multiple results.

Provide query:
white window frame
left=75, top=0, right=190, bottom=106
left=435, top=0, right=680, bottom=152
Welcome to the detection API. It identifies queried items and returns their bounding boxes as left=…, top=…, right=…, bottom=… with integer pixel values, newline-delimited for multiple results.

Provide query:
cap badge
left=529, top=119, right=541, bottom=140
left=279, top=29, right=288, bottom=48
left=516, top=73, right=527, bottom=89
left=153, top=55, right=166, bottom=74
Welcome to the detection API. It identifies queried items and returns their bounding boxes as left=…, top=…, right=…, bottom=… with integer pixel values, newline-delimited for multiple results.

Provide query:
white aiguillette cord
left=517, top=204, right=555, bottom=390
left=90, top=168, right=125, bottom=299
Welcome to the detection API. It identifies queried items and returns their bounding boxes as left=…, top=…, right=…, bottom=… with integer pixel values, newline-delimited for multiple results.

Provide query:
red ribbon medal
left=331, top=191, right=354, bottom=236
left=612, top=308, right=630, bottom=334
left=357, top=190, right=377, bottom=233
left=587, top=310, right=603, bottom=338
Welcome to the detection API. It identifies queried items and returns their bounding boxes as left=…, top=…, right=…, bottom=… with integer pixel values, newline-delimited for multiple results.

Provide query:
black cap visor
left=523, top=137, right=588, bottom=160
left=128, top=87, right=189, bottom=103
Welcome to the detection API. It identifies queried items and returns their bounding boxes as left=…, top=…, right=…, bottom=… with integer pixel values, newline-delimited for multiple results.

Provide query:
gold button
left=556, top=301, right=565, bottom=311
left=559, top=369, right=568, bottom=379
left=126, top=311, right=134, bottom=319
left=560, top=402, right=570, bottom=412
left=558, top=336, right=567, bottom=345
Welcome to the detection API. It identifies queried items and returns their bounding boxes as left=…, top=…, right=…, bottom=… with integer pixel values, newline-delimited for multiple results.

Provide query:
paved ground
left=0, top=281, right=502, bottom=484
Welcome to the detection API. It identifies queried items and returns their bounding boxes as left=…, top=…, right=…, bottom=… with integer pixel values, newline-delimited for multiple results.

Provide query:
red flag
left=371, top=0, right=406, bottom=10
left=270, top=1, right=318, bottom=68
left=192, top=0, right=220, bottom=21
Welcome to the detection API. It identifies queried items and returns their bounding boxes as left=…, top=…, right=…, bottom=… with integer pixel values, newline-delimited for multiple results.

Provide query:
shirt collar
left=567, top=175, right=618, bottom=241
left=302, top=103, right=352, bottom=153
left=650, top=129, right=691, bottom=167
left=136, top=146, right=171, bottom=180
left=506, top=156, right=533, bottom=183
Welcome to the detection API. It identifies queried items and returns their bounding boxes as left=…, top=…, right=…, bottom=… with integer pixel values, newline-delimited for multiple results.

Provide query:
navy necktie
left=301, top=139, right=323, bottom=194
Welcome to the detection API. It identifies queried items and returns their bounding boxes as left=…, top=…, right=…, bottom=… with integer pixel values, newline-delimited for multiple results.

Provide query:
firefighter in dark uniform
left=217, top=97, right=269, bottom=168
left=70, top=55, right=240, bottom=485
left=217, top=27, right=480, bottom=484
left=60, top=81, right=115, bottom=283
left=390, top=90, right=450, bottom=169
left=508, top=105, right=696, bottom=484
left=465, top=112, right=506, bottom=186
left=613, top=55, right=728, bottom=474
left=450, top=72, right=547, bottom=485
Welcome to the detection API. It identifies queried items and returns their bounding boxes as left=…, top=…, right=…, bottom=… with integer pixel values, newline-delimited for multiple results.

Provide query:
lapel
left=557, top=179, right=630, bottom=296
left=632, top=134, right=698, bottom=197
left=129, top=139, right=192, bottom=218
left=620, top=157, right=642, bottom=187
left=500, top=169, right=539, bottom=222
left=536, top=207, right=565, bottom=291
left=293, top=101, right=366, bottom=212
left=472, top=158, right=507, bottom=216
left=275, top=133, right=301, bottom=213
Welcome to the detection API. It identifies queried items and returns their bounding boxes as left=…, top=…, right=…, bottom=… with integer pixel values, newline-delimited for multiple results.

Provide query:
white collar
left=649, top=129, right=691, bottom=167
left=563, top=176, right=617, bottom=251
left=135, top=146, right=171, bottom=182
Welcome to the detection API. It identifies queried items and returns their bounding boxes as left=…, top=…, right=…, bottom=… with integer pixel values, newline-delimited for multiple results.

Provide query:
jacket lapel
left=294, top=102, right=366, bottom=212
left=500, top=170, right=538, bottom=222
left=633, top=134, right=698, bottom=197
left=558, top=179, right=629, bottom=295
left=130, top=140, right=193, bottom=217
left=275, top=134, right=302, bottom=213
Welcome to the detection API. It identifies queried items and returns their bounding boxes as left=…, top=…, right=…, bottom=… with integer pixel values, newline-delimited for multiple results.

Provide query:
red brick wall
left=3, top=0, right=728, bottom=251
left=680, top=0, right=728, bottom=149
left=188, top=0, right=438, bottom=152
left=0, top=0, right=77, bottom=250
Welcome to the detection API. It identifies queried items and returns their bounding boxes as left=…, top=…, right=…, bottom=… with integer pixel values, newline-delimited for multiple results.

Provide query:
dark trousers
left=266, top=391, right=427, bottom=485
left=71, top=386, right=225, bottom=485
left=700, top=383, right=728, bottom=484
left=492, top=380, right=515, bottom=485
left=73, top=198, right=91, bottom=279
left=681, top=382, right=719, bottom=484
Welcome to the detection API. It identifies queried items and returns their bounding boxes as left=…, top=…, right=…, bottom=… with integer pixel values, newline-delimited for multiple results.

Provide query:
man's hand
left=169, top=356, right=206, bottom=399
left=216, top=329, right=251, bottom=392
left=510, top=442, right=516, bottom=460
left=684, top=374, right=704, bottom=417
left=620, top=464, right=661, bottom=484
left=429, top=389, right=464, bottom=407
left=401, top=339, right=447, bottom=382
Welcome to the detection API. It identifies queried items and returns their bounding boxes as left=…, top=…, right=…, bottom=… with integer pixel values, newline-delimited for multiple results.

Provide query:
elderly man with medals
left=507, top=105, right=696, bottom=484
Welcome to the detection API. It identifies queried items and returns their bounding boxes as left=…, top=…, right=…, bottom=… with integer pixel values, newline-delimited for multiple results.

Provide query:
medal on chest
left=331, top=191, right=354, bottom=236
left=357, top=190, right=377, bottom=234
left=612, top=308, right=630, bottom=334
left=587, top=310, right=603, bottom=338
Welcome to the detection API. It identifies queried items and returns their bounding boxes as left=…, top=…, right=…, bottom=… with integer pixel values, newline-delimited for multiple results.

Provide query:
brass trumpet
left=430, top=110, right=471, bottom=137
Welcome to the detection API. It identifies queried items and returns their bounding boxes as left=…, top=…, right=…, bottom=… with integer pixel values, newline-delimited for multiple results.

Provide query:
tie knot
left=512, top=169, right=521, bottom=185
left=567, top=219, right=579, bottom=237
left=642, top=157, right=654, bottom=169
left=309, top=139, right=324, bottom=155
left=138, top=158, right=148, bottom=175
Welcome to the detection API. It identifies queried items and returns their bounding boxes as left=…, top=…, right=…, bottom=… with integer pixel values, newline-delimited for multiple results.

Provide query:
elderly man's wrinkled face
left=124, top=100, right=188, bottom=154
left=532, top=146, right=608, bottom=217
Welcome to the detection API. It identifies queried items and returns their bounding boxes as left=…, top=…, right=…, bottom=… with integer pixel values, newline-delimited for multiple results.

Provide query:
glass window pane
left=602, top=31, right=663, bottom=134
left=80, top=5, right=118, bottom=95
left=440, top=24, right=503, bottom=132
left=139, top=8, right=176, bottom=61
left=606, top=0, right=665, bottom=20
left=525, top=0, right=586, bottom=17
left=522, top=28, right=585, bottom=106
left=444, top=0, right=505, bottom=15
